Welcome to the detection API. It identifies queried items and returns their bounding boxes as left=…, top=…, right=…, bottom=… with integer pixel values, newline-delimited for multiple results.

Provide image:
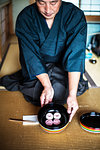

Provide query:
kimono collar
left=34, top=2, right=63, bottom=45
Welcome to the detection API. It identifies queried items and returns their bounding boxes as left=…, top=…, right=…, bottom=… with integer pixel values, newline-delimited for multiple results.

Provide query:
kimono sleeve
left=62, top=9, right=87, bottom=73
left=15, top=10, right=47, bottom=80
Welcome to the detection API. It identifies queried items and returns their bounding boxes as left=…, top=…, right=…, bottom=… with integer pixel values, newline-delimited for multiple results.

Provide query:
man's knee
left=53, top=82, right=68, bottom=104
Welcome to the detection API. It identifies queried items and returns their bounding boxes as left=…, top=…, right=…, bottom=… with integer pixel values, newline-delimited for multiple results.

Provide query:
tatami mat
left=85, top=52, right=100, bottom=87
left=0, top=41, right=100, bottom=149
left=0, top=44, right=21, bottom=78
left=0, top=88, right=100, bottom=150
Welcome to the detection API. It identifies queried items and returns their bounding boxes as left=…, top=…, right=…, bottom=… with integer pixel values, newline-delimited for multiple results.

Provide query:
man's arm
left=67, top=72, right=80, bottom=122
left=36, top=73, right=54, bottom=107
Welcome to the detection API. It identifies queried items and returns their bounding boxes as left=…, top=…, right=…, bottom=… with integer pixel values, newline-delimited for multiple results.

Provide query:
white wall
left=62, top=0, right=79, bottom=7
left=12, top=0, right=29, bottom=31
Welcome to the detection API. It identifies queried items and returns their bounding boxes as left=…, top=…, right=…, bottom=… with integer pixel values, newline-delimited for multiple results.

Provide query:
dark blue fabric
left=15, top=2, right=87, bottom=81
left=0, top=63, right=88, bottom=106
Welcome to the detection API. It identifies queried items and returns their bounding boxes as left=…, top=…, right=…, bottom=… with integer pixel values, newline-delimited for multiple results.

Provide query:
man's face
left=36, top=0, right=61, bottom=19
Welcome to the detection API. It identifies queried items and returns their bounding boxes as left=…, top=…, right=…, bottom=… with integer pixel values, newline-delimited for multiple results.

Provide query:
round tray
left=38, top=103, right=69, bottom=133
left=80, top=112, right=100, bottom=133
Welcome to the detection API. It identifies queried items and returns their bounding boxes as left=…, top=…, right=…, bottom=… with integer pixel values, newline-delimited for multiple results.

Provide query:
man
left=0, top=0, right=87, bottom=122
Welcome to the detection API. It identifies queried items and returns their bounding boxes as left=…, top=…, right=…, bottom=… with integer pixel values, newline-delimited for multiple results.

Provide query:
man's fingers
left=69, top=109, right=75, bottom=122
left=49, top=98, right=52, bottom=103
left=40, top=87, right=54, bottom=107
left=45, top=97, right=52, bottom=105
left=67, top=106, right=72, bottom=114
left=67, top=100, right=72, bottom=114
left=40, top=93, right=52, bottom=107
left=69, top=105, right=79, bottom=122
left=40, top=93, right=45, bottom=107
left=44, top=90, right=53, bottom=105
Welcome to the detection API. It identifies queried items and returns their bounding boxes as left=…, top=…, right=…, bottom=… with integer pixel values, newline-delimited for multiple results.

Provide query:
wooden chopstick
left=9, top=118, right=39, bottom=123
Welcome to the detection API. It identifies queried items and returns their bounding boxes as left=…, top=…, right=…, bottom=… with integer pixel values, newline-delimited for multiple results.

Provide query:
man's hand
left=40, top=86, right=54, bottom=107
left=67, top=95, right=79, bottom=122
left=36, top=73, right=54, bottom=107
left=67, top=72, right=80, bottom=122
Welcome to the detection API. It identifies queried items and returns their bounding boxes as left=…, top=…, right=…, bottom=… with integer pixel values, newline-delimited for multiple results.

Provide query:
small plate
left=80, top=112, right=100, bottom=133
left=38, top=103, right=69, bottom=133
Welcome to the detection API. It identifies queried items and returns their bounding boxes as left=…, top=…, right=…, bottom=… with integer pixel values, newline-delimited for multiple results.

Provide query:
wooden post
left=29, top=0, right=36, bottom=4
left=9, top=1, right=14, bottom=34
left=79, top=0, right=81, bottom=8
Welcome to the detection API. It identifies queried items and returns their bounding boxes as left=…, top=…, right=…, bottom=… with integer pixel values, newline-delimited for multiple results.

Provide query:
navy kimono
left=0, top=2, right=87, bottom=105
